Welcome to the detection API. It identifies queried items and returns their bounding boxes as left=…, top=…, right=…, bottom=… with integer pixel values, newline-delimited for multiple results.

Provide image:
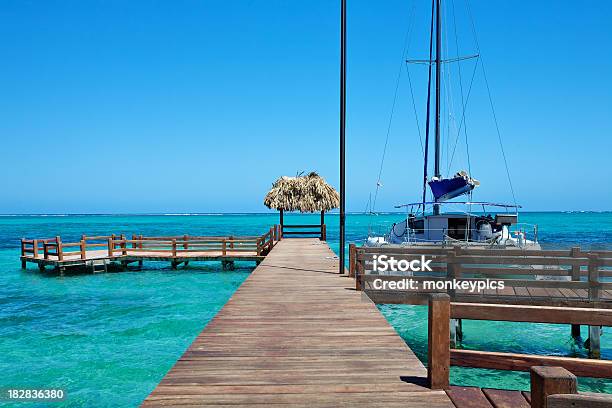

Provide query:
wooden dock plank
left=141, top=239, right=454, bottom=407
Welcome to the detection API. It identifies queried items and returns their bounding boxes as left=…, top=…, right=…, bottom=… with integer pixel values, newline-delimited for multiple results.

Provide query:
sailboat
left=366, top=0, right=538, bottom=249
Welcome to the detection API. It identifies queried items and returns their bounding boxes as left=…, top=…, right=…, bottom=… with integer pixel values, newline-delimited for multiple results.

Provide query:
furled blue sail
left=428, top=171, right=480, bottom=202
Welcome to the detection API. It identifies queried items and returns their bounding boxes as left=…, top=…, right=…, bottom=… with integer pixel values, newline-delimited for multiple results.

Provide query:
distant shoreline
left=0, top=211, right=610, bottom=217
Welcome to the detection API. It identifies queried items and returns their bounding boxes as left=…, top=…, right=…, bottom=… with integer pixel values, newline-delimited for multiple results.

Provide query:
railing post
left=570, top=247, right=582, bottom=338
left=588, top=253, right=601, bottom=358
left=530, top=366, right=576, bottom=408
left=56, top=236, right=63, bottom=261
left=428, top=293, right=450, bottom=390
left=108, top=238, right=113, bottom=257
left=171, top=239, right=177, bottom=257
left=139, top=235, right=143, bottom=249
left=80, top=240, right=86, bottom=260
left=183, top=234, right=189, bottom=250
left=222, top=239, right=227, bottom=256
left=269, top=227, right=274, bottom=249
left=348, top=243, right=356, bottom=277
left=256, top=238, right=261, bottom=256
left=33, top=239, right=38, bottom=258
left=20, top=239, right=26, bottom=269
left=355, top=250, right=364, bottom=291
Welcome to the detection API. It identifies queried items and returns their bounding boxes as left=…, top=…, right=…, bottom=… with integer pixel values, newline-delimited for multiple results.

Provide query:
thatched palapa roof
left=264, top=172, right=340, bottom=213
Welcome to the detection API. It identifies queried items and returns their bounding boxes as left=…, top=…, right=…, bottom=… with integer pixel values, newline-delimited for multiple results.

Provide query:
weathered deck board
left=141, top=239, right=454, bottom=407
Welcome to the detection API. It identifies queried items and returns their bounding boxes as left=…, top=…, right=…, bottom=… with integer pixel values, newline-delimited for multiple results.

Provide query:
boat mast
left=433, top=0, right=442, bottom=216
left=421, top=0, right=436, bottom=214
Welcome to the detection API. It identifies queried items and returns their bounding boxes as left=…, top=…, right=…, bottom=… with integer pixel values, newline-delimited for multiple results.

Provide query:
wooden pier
left=142, top=238, right=453, bottom=407
left=20, top=232, right=612, bottom=405
left=20, top=228, right=278, bottom=274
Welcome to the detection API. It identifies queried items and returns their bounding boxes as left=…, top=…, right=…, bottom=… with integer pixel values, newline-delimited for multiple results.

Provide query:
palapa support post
left=279, top=209, right=284, bottom=237
left=570, top=247, right=581, bottom=339
left=530, top=366, right=577, bottom=408
left=320, top=211, right=326, bottom=241
left=428, top=293, right=450, bottom=390
left=587, top=253, right=601, bottom=358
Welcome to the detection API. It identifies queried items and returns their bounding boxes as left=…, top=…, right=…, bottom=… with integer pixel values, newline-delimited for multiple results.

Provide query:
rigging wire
left=447, top=57, right=478, bottom=170
left=450, top=0, right=472, bottom=177
left=371, top=2, right=418, bottom=212
left=464, top=0, right=518, bottom=207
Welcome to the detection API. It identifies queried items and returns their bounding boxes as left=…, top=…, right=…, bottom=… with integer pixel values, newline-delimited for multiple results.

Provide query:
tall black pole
left=339, top=0, right=346, bottom=274
left=433, top=0, right=442, bottom=216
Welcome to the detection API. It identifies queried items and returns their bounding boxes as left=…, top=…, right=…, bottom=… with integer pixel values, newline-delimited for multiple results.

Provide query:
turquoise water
left=0, top=212, right=611, bottom=406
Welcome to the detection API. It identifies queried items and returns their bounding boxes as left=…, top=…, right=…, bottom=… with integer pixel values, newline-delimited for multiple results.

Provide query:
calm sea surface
left=0, top=212, right=611, bottom=406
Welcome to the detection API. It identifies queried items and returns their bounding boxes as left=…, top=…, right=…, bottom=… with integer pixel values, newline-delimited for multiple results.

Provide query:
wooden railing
left=21, top=226, right=280, bottom=261
left=425, top=294, right=612, bottom=390
left=281, top=224, right=326, bottom=240
left=350, top=245, right=612, bottom=306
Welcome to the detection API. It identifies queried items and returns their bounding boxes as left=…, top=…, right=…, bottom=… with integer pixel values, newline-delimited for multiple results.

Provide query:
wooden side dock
left=142, top=238, right=454, bottom=407
left=20, top=229, right=278, bottom=274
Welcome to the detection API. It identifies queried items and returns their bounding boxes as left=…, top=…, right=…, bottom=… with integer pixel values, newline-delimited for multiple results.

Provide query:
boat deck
left=141, top=239, right=454, bottom=407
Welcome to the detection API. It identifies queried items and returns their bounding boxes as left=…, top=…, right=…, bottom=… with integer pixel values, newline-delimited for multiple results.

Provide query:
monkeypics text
left=370, top=254, right=505, bottom=294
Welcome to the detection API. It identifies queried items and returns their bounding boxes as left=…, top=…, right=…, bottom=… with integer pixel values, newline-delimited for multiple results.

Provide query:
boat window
left=447, top=218, right=468, bottom=240
left=408, top=219, right=424, bottom=234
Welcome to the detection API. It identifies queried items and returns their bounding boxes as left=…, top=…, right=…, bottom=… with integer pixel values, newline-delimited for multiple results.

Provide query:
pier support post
left=21, top=259, right=26, bottom=269
left=570, top=247, right=581, bottom=340
left=427, top=293, right=450, bottom=390
left=58, top=266, right=66, bottom=276
left=450, top=319, right=463, bottom=346
left=587, top=254, right=601, bottom=358
left=138, top=260, right=143, bottom=268
left=571, top=324, right=581, bottom=339
left=38, top=264, right=45, bottom=272
left=530, top=366, right=576, bottom=408
left=450, top=319, right=458, bottom=348
left=588, top=326, right=601, bottom=359
left=222, top=260, right=235, bottom=271
left=171, top=261, right=178, bottom=270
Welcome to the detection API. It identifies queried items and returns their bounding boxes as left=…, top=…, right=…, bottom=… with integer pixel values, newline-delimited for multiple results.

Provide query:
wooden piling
left=588, top=253, right=601, bottom=358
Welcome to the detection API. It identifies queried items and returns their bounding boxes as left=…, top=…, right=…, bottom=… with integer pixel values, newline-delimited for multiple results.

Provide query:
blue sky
left=0, top=0, right=610, bottom=213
